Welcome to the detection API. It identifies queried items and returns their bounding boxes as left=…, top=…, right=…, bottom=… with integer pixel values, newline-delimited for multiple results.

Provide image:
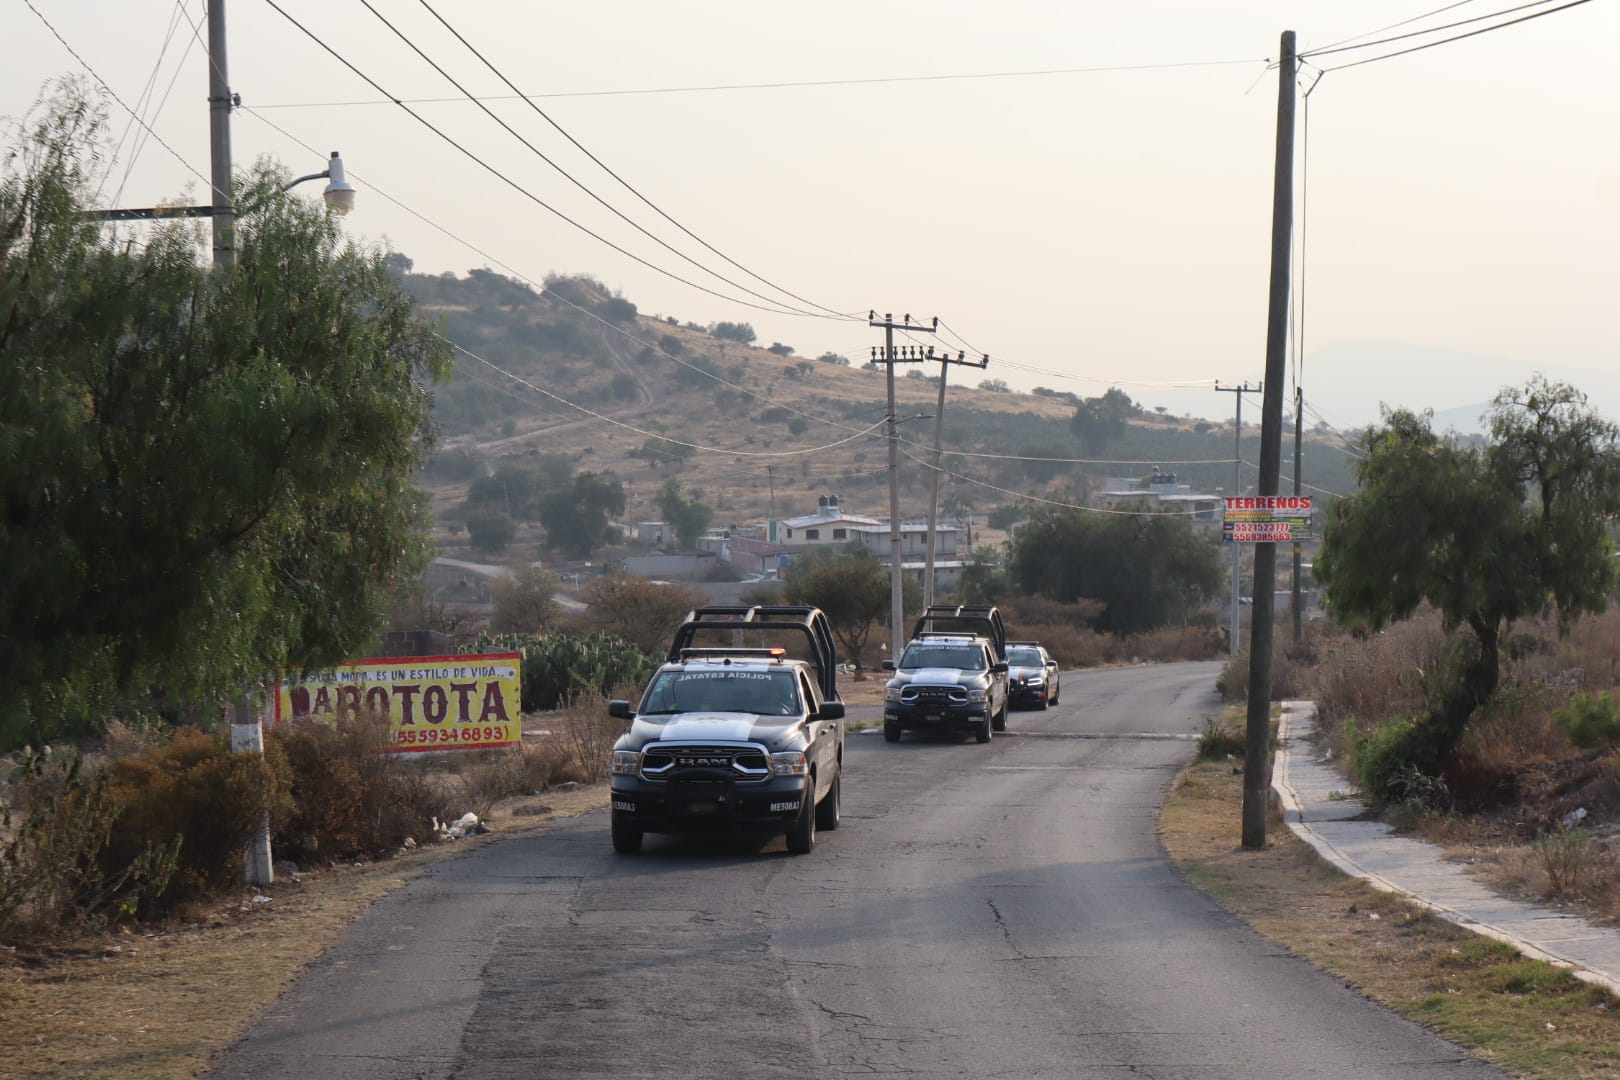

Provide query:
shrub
left=451, top=745, right=554, bottom=819
left=1533, top=826, right=1601, bottom=897
left=476, top=631, right=659, bottom=711
left=267, top=715, right=456, bottom=862
left=100, top=727, right=284, bottom=913
left=1553, top=692, right=1620, bottom=750
left=1346, top=715, right=1434, bottom=805
left=1197, top=716, right=1245, bottom=760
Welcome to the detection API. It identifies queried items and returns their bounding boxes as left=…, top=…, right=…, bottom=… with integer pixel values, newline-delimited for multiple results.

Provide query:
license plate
left=926, top=714, right=942, bottom=722
left=685, top=801, right=717, bottom=815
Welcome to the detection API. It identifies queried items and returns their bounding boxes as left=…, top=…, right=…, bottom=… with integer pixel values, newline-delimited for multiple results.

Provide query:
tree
left=1070, top=387, right=1136, bottom=453
left=1316, top=379, right=1620, bottom=776
left=979, top=378, right=1011, bottom=393
left=768, top=342, right=794, bottom=356
left=655, top=478, right=714, bottom=549
left=1008, top=505, right=1223, bottom=634
left=818, top=352, right=851, bottom=366
left=782, top=549, right=893, bottom=671
left=710, top=321, right=756, bottom=345
left=577, top=574, right=704, bottom=654
left=490, top=564, right=561, bottom=633
left=466, top=510, right=517, bottom=553
left=0, top=90, right=451, bottom=750
left=954, top=547, right=1011, bottom=605
left=539, top=472, right=626, bottom=558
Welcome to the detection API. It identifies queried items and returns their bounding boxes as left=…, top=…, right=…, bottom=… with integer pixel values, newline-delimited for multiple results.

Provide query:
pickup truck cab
left=881, top=604, right=1010, bottom=744
left=607, top=605, right=845, bottom=855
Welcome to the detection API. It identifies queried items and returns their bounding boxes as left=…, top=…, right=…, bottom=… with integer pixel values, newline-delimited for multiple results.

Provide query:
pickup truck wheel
left=882, top=721, right=901, bottom=743
left=993, top=702, right=1008, bottom=732
left=815, top=772, right=841, bottom=830
left=975, top=712, right=992, bottom=744
left=610, top=816, right=642, bottom=853
left=787, top=782, right=817, bottom=854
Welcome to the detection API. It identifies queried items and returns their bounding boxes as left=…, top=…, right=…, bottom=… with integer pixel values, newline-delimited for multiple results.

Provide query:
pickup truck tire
left=975, top=712, right=992, bottom=744
left=815, top=772, right=841, bottom=830
left=882, top=721, right=901, bottom=743
left=787, top=782, right=817, bottom=854
left=993, top=702, right=1008, bottom=731
left=610, top=816, right=643, bottom=853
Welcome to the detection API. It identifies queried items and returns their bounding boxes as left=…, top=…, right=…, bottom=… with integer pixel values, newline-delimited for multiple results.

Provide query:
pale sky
left=7, top=1, right=1618, bottom=430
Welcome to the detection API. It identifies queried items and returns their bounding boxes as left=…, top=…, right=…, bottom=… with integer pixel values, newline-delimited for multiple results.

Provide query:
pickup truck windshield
left=639, top=668, right=802, bottom=716
left=899, top=643, right=986, bottom=671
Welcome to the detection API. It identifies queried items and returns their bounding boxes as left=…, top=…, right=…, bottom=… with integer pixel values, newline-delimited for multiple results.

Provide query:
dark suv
left=881, top=605, right=1009, bottom=744
left=607, top=606, right=845, bottom=855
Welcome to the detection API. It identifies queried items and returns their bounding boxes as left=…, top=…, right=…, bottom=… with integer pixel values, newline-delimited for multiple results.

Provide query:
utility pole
left=923, top=350, right=988, bottom=607
left=1292, top=384, right=1304, bottom=643
left=1243, top=29, right=1298, bottom=850
left=869, top=312, right=934, bottom=660
left=766, top=464, right=776, bottom=530
left=1213, top=381, right=1258, bottom=657
left=207, top=0, right=238, bottom=267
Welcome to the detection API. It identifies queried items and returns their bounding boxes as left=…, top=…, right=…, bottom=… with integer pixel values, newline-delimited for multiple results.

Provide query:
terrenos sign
left=273, top=652, right=522, bottom=753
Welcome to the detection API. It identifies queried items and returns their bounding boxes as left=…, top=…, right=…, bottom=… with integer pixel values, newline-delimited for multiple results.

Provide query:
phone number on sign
left=393, top=726, right=511, bottom=746
left=1229, top=522, right=1294, bottom=542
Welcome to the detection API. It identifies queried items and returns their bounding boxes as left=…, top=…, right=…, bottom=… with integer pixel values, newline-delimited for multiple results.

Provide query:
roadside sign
left=273, top=652, right=522, bottom=753
left=1223, top=495, right=1313, bottom=543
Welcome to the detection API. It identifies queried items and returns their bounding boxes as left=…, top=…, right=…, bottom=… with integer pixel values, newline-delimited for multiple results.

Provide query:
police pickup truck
left=607, top=605, right=845, bottom=854
left=881, top=604, right=1010, bottom=744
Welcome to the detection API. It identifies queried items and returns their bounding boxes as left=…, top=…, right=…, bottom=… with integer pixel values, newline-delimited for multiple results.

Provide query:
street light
left=86, top=151, right=356, bottom=222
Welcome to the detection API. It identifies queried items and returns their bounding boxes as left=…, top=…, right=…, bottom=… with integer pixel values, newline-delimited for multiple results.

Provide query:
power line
left=354, top=0, right=845, bottom=322
left=1302, top=0, right=1488, bottom=53
left=239, top=106, right=878, bottom=439
left=1311, top=0, right=1596, bottom=71
left=1300, top=0, right=1566, bottom=58
left=250, top=55, right=1270, bottom=109
left=897, top=444, right=1211, bottom=519
left=411, top=0, right=859, bottom=323
left=100, top=0, right=194, bottom=207
left=21, top=0, right=216, bottom=196
left=932, top=319, right=1215, bottom=391
left=260, top=0, right=835, bottom=320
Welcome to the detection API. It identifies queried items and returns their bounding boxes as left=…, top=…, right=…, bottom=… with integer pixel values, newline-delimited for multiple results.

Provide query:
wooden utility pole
left=1243, top=30, right=1297, bottom=850
left=1213, top=381, right=1258, bottom=657
left=869, top=313, right=934, bottom=660
left=1292, top=385, right=1304, bottom=643
left=923, top=350, right=988, bottom=607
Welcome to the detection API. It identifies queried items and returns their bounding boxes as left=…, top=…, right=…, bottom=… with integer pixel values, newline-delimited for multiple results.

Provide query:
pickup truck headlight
left=610, top=750, right=641, bottom=776
left=965, top=689, right=988, bottom=703
left=883, top=686, right=903, bottom=704
left=771, top=751, right=808, bottom=777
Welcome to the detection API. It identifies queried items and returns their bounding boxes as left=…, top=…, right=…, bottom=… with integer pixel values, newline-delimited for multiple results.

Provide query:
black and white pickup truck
left=606, top=605, right=845, bottom=855
left=881, top=604, right=1010, bottom=744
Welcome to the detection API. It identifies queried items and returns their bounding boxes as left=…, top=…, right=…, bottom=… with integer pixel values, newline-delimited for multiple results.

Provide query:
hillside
left=401, top=266, right=1358, bottom=548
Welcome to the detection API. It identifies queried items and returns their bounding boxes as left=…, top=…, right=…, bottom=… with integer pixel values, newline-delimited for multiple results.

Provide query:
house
left=770, top=494, right=881, bottom=546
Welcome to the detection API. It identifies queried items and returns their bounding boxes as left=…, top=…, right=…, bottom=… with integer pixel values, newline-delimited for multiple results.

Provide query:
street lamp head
left=322, top=151, right=356, bottom=216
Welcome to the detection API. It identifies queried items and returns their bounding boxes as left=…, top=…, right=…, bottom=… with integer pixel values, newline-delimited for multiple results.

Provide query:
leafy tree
left=0, top=91, right=451, bottom=750
left=1070, top=387, right=1136, bottom=453
left=539, top=472, right=626, bottom=558
left=490, top=564, right=561, bottom=633
left=818, top=352, right=851, bottom=366
left=1316, top=379, right=1620, bottom=774
left=576, top=573, right=704, bottom=654
left=466, top=510, right=517, bottom=553
left=954, top=546, right=1011, bottom=605
left=655, top=478, right=715, bottom=549
left=600, top=296, right=637, bottom=324
left=782, top=548, right=904, bottom=671
left=710, top=321, right=756, bottom=345
left=1008, top=505, right=1223, bottom=634
left=657, top=333, right=683, bottom=356
left=987, top=504, right=1026, bottom=530
left=768, top=342, right=794, bottom=356
left=979, top=378, right=1011, bottom=393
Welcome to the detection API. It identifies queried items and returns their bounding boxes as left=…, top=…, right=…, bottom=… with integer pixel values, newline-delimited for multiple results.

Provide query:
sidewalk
left=1273, top=701, right=1620, bottom=996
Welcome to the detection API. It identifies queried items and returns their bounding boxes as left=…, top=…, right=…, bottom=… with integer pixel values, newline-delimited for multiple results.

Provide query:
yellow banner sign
left=273, top=652, right=522, bottom=753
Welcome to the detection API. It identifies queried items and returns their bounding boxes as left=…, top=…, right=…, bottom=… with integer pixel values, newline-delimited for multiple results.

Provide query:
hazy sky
left=7, top=1, right=1618, bottom=430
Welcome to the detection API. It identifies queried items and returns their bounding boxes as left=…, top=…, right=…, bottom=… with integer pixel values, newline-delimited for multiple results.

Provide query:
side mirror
left=608, top=699, right=634, bottom=720
left=991, top=662, right=1009, bottom=674
left=818, top=701, right=846, bottom=720
left=881, top=659, right=896, bottom=671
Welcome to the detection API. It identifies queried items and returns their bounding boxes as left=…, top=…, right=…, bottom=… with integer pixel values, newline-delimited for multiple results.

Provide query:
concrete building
left=770, top=495, right=881, bottom=546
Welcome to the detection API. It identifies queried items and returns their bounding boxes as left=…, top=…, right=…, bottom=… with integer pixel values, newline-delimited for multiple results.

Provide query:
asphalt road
left=207, top=662, right=1503, bottom=1079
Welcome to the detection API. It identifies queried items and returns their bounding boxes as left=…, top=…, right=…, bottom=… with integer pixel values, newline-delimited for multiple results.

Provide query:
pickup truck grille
left=901, top=686, right=969, bottom=706
left=639, top=742, right=771, bottom=782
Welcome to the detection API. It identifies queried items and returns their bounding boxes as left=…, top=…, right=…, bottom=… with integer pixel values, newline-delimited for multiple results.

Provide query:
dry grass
left=0, top=783, right=608, bottom=1080
left=1162, top=759, right=1620, bottom=1078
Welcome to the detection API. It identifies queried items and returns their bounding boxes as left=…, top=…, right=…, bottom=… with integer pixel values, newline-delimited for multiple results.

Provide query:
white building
left=770, top=495, right=882, bottom=546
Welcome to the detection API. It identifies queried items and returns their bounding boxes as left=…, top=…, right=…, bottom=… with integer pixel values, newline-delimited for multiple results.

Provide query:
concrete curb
left=1272, top=700, right=1620, bottom=998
